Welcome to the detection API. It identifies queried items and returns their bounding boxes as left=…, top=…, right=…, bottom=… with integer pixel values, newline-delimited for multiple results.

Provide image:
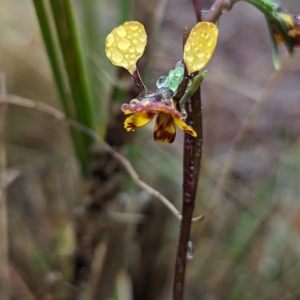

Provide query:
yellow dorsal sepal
left=105, top=21, right=147, bottom=74
left=183, top=22, right=218, bottom=74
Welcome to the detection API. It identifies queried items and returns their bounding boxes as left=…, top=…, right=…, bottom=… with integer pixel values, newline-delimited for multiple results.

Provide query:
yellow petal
left=124, top=112, right=155, bottom=132
left=154, top=113, right=176, bottom=143
left=173, top=117, right=197, bottom=137
left=105, top=21, right=147, bottom=74
left=183, top=22, right=218, bottom=74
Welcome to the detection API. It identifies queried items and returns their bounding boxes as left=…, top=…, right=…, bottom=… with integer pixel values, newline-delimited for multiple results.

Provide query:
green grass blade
left=32, top=0, right=89, bottom=174
left=49, top=0, right=95, bottom=146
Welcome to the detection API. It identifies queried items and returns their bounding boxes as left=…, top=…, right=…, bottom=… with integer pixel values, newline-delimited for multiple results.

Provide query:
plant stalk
left=172, top=2, right=203, bottom=298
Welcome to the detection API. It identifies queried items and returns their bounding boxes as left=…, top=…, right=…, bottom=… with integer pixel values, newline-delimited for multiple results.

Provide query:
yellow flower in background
left=105, top=21, right=218, bottom=143
left=273, top=12, right=300, bottom=47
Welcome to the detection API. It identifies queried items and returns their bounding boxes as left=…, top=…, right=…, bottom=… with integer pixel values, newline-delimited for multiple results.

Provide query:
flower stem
left=131, top=69, right=149, bottom=93
left=172, top=2, right=203, bottom=299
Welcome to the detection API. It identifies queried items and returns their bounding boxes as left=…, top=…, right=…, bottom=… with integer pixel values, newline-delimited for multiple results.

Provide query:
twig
left=203, top=0, right=240, bottom=23
left=85, top=243, right=107, bottom=300
left=0, top=73, right=9, bottom=300
left=208, top=55, right=292, bottom=213
left=0, top=94, right=202, bottom=222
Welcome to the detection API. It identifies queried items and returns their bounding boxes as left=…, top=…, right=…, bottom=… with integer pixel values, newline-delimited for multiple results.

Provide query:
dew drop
left=175, top=60, right=184, bottom=68
left=112, top=51, right=124, bottom=63
left=181, top=109, right=187, bottom=121
left=136, top=44, right=145, bottom=53
left=105, top=49, right=111, bottom=57
left=197, top=49, right=204, bottom=57
left=139, top=34, right=147, bottom=42
left=185, top=41, right=191, bottom=51
left=135, top=104, right=143, bottom=112
left=105, top=33, right=115, bottom=47
left=185, top=52, right=194, bottom=62
left=194, top=62, right=201, bottom=70
left=129, top=59, right=136, bottom=65
left=187, top=241, right=194, bottom=260
left=129, top=46, right=135, bottom=53
left=185, top=140, right=191, bottom=150
left=129, top=22, right=140, bottom=30
left=116, top=25, right=127, bottom=37
left=120, top=60, right=128, bottom=68
left=130, top=99, right=140, bottom=106
left=156, top=76, right=168, bottom=89
left=121, top=103, right=129, bottom=111
left=158, top=87, right=174, bottom=99
left=195, top=58, right=204, bottom=68
left=117, top=37, right=131, bottom=50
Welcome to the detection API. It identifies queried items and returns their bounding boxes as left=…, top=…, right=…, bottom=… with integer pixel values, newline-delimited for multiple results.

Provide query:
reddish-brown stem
left=131, top=68, right=148, bottom=93
left=203, top=0, right=239, bottom=23
left=172, top=1, right=242, bottom=298
left=172, top=3, right=203, bottom=299
left=192, top=0, right=202, bottom=22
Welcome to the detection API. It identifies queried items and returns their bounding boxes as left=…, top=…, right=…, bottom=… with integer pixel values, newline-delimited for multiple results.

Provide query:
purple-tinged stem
left=192, top=0, right=202, bottom=23
left=131, top=68, right=148, bottom=93
left=172, top=4, right=203, bottom=299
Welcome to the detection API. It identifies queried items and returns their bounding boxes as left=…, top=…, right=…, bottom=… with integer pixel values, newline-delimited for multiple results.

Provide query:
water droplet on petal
left=112, top=51, right=124, bottom=63
left=130, top=99, right=140, bottom=106
left=197, top=49, right=204, bottom=57
left=187, top=241, right=194, bottom=260
left=117, top=37, right=131, bottom=50
left=139, top=34, right=147, bottom=42
left=116, top=25, right=127, bottom=37
left=129, top=59, right=136, bottom=65
left=128, top=46, right=135, bottom=53
left=121, top=103, right=129, bottom=111
left=185, top=41, right=191, bottom=51
left=136, top=44, right=145, bottom=53
left=207, top=37, right=213, bottom=47
left=105, top=33, right=115, bottom=47
left=185, top=52, right=194, bottom=62
left=105, top=49, right=111, bottom=57
left=129, top=22, right=140, bottom=30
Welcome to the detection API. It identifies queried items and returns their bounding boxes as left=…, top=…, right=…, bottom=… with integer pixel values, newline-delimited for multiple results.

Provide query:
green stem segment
left=242, top=0, right=278, bottom=18
left=49, top=0, right=96, bottom=173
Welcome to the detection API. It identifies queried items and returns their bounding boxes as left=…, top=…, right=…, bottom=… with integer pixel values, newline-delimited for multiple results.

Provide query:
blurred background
left=0, top=0, right=300, bottom=299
